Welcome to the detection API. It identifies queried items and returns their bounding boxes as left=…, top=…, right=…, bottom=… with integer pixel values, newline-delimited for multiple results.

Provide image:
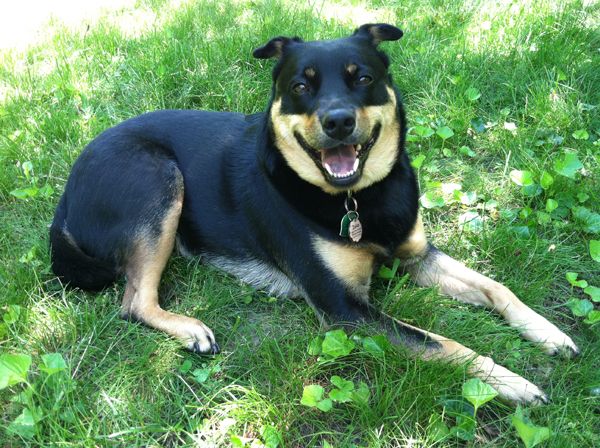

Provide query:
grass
left=0, top=0, right=599, bottom=446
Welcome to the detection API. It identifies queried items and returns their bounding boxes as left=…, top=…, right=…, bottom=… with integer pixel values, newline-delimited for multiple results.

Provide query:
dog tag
left=340, top=211, right=359, bottom=238
left=348, top=217, right=363, bottom=242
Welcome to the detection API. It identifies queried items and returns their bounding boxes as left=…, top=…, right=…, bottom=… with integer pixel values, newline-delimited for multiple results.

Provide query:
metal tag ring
left=344, top=196, right=358, bottom=212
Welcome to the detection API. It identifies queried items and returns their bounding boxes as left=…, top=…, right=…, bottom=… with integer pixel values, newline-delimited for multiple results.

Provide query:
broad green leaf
left=539, top=171, right=554, bottom=189
left=362, top=335, right=389, bottom=356
left=510, top=170, right=534, bottom=186
left=301, top=384, right=324, bottom=407
left=436, top=126, right=454, bottom=140
left=520, top=207, right=532, bottom=220
left=10, top=187, right=39, bottom=199
left=0, top=353, right=32, bottom=389
left=230, top=435, right=246, bottom=447
left=40, top=353, right=67, bottom=376
left=458, top=211, right=483, bottom=233
left=572, top=207, right=600, bottom=234
left=316, top=398, right=332, bottom=412
left=308, top=336, right=323, bottom=356
left=38, top=184, right=54, bottom=198
left=330, top=375, right=354, bottom=392
left=465, top=87, right=481, bottom=101
left=351, top=382, right=370, bottom=405
left=329, top=376, right=354, bottom=403
left=179, top=359, right=193, bottom=374
left=462, top=378, right=498, bottom=413
left=261, top=425, right=282, bottom=448
left=470, top=117, right=486, bottom=133
left=511, top=226, right=531, bottom=238
left=512, top=406, right=551, bottom=448
left=577, top=192, right=590, bottom=203
left=554, top=152, right=583, bottom=179
left=572, top=129, right=589, bottom=140
left=377, top=258, right=400, bottom=280
left=546, top=199, right=558, bottom=213
left=427, top=413, right=450, bottom=442
left=452, top=413, right=476, bottom=441
left=458, top=191, right=478, bottom=205
left=7, top=408, right=37, bottom=439
left=411, top=153, right=426, bottom=169
left=566, top=298, right=593, bottom=317
left=3, top=304, right=21, bottom=324
left=590, top=240, right=600, bottom=262
left=192, top=368, right=211, bottom=383
left=584, top=310, right=600, bottom=324
left=536, top=211, right=551, bottom=225
left=458, top=145, right=476, bottom=157
left=565, top=272, right=588, bottom=288
left=521, top=184, right=542, bottom=197
left=329, top=388, right=353, bottom=403
left=412, top=125, right=435, bottom=138
left=301, top=385, right=333, bottom=412
left=583, top=286, right=600, bottom=302
left=22, top=161, right=34, bottom=180
left=420, top=191, right=445, bottom=209
left=321, top=329, right=355, bottom=358
left=443, top=182, right=462, bottom=195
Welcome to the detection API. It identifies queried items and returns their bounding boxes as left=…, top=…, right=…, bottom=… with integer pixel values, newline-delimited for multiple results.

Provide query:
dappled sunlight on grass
left=0, top=0, right=598, bottom=445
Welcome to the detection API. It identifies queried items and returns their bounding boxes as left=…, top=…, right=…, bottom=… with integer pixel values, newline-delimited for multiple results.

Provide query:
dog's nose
left=321, top=109, right=356, bottom=140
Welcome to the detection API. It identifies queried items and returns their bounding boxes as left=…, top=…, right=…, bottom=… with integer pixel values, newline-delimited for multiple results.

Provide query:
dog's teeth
left=357, top=144, right=362, bottom=152
left=353, top=158, right=359, bottom=171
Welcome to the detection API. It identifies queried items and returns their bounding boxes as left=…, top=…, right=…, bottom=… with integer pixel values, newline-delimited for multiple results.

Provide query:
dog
left=50, top=24, right=578, bottom=404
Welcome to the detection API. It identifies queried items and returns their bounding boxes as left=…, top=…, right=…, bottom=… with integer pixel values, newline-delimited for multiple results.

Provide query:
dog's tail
left=50, top=202, right=118, bottom=291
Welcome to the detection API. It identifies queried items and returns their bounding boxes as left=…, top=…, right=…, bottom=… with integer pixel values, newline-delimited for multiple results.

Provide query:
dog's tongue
left=320, top=145, right=357, bottom=176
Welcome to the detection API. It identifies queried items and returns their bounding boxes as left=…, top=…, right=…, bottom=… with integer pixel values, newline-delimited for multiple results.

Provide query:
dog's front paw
left=493, top=376, right=548, bottom=406
left=181, top=320, right=220, bottom=355
left=517, top=314, right=579, bottom=357
left=474, top=357, right=548, bottom=406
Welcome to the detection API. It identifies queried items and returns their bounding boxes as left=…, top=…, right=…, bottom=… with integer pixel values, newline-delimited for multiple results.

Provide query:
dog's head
left=254, top=24, right=404, bottom=194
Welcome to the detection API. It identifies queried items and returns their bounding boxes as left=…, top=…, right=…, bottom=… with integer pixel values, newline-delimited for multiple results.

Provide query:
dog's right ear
left=252, top=36, right=303, bottom=59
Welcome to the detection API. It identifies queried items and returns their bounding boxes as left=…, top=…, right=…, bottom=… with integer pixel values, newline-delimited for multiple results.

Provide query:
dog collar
left=339, top=192, right=363, bottom=242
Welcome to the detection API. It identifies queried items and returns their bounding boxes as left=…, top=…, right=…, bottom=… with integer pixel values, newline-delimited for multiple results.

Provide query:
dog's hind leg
left=120, top=186, right=219, bottom=355
left=396, top=216, right=578, bottom=356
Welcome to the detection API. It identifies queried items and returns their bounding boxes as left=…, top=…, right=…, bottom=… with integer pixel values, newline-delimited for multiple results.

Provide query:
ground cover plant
left=0, top=0, right=598, bottom=446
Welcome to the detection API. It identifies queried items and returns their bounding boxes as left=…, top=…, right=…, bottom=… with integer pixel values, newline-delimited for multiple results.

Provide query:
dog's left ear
left=353, top=23, right=403, bottom=46
left=253, top=36, right=303, bottom=59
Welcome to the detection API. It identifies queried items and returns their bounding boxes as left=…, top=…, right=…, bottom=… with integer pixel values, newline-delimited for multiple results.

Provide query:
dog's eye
left=292, top=83, right=308, bottom=95
left=355, top=75, right=373, bottom=86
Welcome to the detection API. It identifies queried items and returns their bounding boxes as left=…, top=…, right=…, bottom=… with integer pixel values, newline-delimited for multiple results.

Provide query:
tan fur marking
left=351, top=86, right=399, bottom=191
left=270, top=86, right=399, bottom=194
left=304, top=67, right=316, bottom=78
left=120, top=193, right=216, bottom=352
left=395, top=214, right=428, bottom=260
left=312, top=235, right=378, bottom=300
left=346, top=64, right=357, bottom=76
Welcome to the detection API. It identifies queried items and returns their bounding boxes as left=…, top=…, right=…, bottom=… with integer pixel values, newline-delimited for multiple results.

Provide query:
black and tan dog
left=50, top=24, right=578, bottom=404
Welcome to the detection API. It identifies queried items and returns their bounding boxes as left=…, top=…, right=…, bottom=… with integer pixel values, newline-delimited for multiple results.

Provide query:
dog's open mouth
left=295, top=124, right=381, bottom=186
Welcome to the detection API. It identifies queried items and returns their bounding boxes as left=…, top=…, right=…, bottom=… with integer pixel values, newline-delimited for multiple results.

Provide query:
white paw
left=516, top=314, right=579, bottom=357
left=180, top=320, right=220, bottom=354
left=475, top=357, right=548, bottom=405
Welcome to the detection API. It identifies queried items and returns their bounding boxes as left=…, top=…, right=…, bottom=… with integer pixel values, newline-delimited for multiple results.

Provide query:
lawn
left=0, top=0, right=598, bottom=446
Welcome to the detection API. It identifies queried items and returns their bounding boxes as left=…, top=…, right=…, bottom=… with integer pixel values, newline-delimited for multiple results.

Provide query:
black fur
left=50, top=25, right=435, bottom=347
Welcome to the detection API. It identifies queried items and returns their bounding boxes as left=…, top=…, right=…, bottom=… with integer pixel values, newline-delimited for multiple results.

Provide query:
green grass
left=1, top=0, right=599, bottom=446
